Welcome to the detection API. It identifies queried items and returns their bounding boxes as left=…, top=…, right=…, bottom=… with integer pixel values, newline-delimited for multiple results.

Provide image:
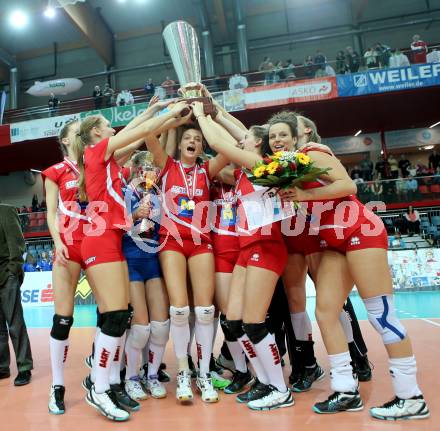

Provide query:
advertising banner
left=80, top=102, right=148, bottom=128
left=337, top=63, right=440, bottom=97
left=323, top=133, right=381, bottom=155
left=385, top=127, right=440, bottom=149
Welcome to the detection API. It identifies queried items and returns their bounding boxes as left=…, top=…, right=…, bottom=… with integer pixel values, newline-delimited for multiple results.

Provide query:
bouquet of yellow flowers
left=249, top=151, right=330, bottom=190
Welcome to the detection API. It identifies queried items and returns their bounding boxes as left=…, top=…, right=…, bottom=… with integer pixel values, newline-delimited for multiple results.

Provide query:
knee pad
left=50, top=314, right=74, bottom=341
left=220, top=314, right=236, bottom=342
left=195, top=305, right=215, bottom=325
left=170, top=306, right=190, bottom=327
left=363, top=295, right=406, bottom=344
left=150, top=320, right=170, bottom=346
left=243, top=322, right=269, bottom=345
left=101, top=309, right=131, bottom=338
left=127, top=324, right=150, bottom=350
left=96, top=309, right=104, bottom=329
left=225, top=319, right=245, bottom=340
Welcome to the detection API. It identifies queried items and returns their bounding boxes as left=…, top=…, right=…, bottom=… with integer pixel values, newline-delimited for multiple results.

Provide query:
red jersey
left=42, top=157, right=88, bottom=243
left=84, top=138, right=130, bottom=232
left=411, top=41, right=427, bottom=64
left=234, top=168, right=283, bottom=248
left=159, top=156, right=211, bottom=241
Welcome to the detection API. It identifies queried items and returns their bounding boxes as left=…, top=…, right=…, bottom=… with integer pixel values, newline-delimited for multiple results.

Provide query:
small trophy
left=139, top=155, right=156, bottom=233
left=162, top=21, right=214, bottom=115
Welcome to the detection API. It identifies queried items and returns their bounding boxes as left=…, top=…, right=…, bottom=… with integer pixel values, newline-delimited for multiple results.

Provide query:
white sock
left=50, top=336, right=69, bottom=386
left=253, top=332, right=287, bottom=392
left=339, top=310, right=354, bottom=343
left=187, top=310, right=195, bottom=355
left=238, top=334, right=269, bottom=385
left=125, top=325, right=150, bottom=379
left=290, top=312, right=312, bottom=341
left=389, top=356, right=422, bottom=399
left=148, top=320, right=170, bottom=377
left=94, top=332, right=120, bottom=393
left=170, top=315, right=190, bottom=363
left=212, top=316, right=219, bottom=348
left=195, top=305, right=215, bottom=377
left=109, top=332, right=126, bottom=385
left=90, top=327, right=101, bottom=383
left=226, top=340, right=247, bottom=373
left=329, top=351, right=357, bottom=393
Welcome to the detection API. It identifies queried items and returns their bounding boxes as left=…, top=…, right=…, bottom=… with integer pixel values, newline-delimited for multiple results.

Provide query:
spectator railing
left=19, top=211, right=48, bottom=234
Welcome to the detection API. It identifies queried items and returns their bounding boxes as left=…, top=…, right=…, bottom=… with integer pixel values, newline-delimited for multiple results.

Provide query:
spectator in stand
left=428, top=148, right=440, bottom=171
left=407, top=163, right=417, bottom=177
left=404, top=205, right=420, bottom=236
left=20, top=205, right=27, bottom=213
left=433, top=166, right=440, bottom=184
left=258, top=56, right=274, bottom=84
left=396, top=175, right=407, bottom=200
left=389, top=48, right=410, bottom=68
left=37, top=251, right=52, bottom=272
left=103, top=83, right=115, bottom=108
left=360, top=153, right=373, bottom=181
left=144, top=78, right=155, bottom=97
left=427, top=48, right=440, bottom=63
left=273, top=60, right=285, bottom=82
left=39, top=200, right=47, bottom=211
left=352, top=172, right=364, bottom=185
left=48, top=93, right=60, bottom=117
left=390, top=232, right=406, bottom=249
left=285, top=59, right=296, bottom=79
left=228, top=73, right=249, bottom=90
left=116, top=89, right=134, bottom=106
left=23, top=253, right=39, bottom=272
left=388, top=154, right=399, bottom=179
left=375, top=43, right=391, bottom=67
left=364, top=47, right=378, bottom=68
left=406, top=176, right=419, bottom=201
left=31, top=195, right=39, bottom=213
left=92, top=85, right=103, bottom=110
left=314, top=49, right=327, bottom=71
left=303, top=55, right=316, bottom=78
left=398, top=154, right=411, bottom=177
left=161, top=76, right=176, bottom=98
left=375, top=155, right=391, bottom=178
left=411, top=34, right=428, bottom=64
left=350, top=165, right=362, bottom=179
left=335, top=50, right=348, bottom=74
left=370, top=174, right=384, bottom=200
left=345, top=46, right=360, bottom=72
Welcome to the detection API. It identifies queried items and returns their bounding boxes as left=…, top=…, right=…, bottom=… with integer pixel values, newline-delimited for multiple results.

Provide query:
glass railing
left=18, top=211, right=48, bottom=234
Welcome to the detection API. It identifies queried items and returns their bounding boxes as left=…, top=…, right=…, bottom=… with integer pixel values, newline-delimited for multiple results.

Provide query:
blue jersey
left=122, top=185, right=160, bottom=260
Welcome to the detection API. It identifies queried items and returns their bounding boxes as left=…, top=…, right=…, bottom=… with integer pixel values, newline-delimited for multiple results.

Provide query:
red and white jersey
left=84, top=138, right=130, bottom=231
left=42, top=157, right=88, bottom=242
left=234, top=168, right=283, bottom=248
left=411, top=41, right=428, bottom=64
left=159, top=156, right=212, bottom=241
left=298, top=147, right=384, bottom=246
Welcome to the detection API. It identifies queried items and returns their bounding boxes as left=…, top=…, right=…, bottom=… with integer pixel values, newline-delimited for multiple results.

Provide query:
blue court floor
left=23, top=291, right=440, bottom=328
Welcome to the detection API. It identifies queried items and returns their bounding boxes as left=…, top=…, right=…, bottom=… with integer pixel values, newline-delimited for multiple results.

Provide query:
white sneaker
left=370, top=395, right=430, bottom=421
left=247, top=385, right=294, bottom=411
left=146, top=376, right=167, bottom=399
left=48, top=385, right=65, bottom=415
left=125, top=377, right=148, bottom=401
left=85, top=385, right=130, bottom=422
left=176, top=370, right=193, bottom=402
left=196, top=373, right=219, bottom=403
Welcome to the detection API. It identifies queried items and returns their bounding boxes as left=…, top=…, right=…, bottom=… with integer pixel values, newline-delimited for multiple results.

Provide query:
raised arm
left=215, top=110, right=247, bottom=142
left=114, top=138, right=145, bottom=166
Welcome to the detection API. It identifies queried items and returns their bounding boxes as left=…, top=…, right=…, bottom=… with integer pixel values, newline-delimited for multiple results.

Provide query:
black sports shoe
left=14, top=370, right=31, bottom=386
left=209, top=354, right=224, bottom=375
left=291, top=364, right=325, bottom=392
left=110, top=383, right=140, bottom=412
left=82, top=374, right=93, bottom=391
left=236, top=380, right=272, bottom=403
left=224, top=370, right=254, bottom=394
left=158, top=365, right=170, bottom=383
left=188, top=355, right=197, bottom=379
left=48, top=385, right=66, bottom=414
left=313, top=391, right=364, bottom=414
left=352, top=356, right=372, bottom=382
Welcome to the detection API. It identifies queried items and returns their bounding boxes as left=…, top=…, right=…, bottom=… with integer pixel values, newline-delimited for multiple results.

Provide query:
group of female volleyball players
left=42, top=89, right=429, bottom=422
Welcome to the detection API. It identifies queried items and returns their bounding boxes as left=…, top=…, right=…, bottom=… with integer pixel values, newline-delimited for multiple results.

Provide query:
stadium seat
left=419, top=185, right=430, bottom=196
left=430, top=184, right=440, bottom=194
left=36, top=212, right=46, bottom=219
left=28, top=220, right=38, bottom=229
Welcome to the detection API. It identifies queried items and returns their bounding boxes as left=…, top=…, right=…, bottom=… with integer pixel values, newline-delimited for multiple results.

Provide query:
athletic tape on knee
left=169, top=306, right=190, bottom=327
left=101, top=309, right=130, bottom=338
left=195, top=305, right=215, bottom=325
left=363, top=295, right=407, bottom=344
left=225, top=319, right=245, bottom=339
left=150, top=320, right=170, bottom=346
left=50, top=314, right=74, bottom=341
left=243, top=322, right=269, bottom=345
left=127, top=324, right=150, bottom=350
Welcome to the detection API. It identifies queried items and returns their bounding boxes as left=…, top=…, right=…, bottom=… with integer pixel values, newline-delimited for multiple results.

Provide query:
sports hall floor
left=1, top=292, right=439, bottom=431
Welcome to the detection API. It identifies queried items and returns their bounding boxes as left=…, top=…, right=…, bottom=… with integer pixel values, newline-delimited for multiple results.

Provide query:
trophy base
left=181, top=96, right=215, bottom=116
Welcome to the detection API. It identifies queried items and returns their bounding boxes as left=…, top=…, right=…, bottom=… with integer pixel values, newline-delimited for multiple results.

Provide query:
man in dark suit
left=0, top=204, right=33, bottom=385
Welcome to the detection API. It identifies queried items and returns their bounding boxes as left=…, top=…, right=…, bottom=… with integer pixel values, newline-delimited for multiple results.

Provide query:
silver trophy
left=162, top=21, right=214, bottom=114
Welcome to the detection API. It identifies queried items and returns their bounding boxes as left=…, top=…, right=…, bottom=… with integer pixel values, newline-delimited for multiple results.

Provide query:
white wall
left=0, top=171, right=44, bottom=207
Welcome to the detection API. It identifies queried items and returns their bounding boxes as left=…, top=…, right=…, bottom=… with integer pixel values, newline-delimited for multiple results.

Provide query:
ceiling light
left=424, top=145, right=434, bottom=150
left=429, top=121, right=440, bottom=129
left=9, top=10, right=29, bottom=29
left=354, top=130, right=362, bottom=137
left=44, top=7, right=56, bottom=18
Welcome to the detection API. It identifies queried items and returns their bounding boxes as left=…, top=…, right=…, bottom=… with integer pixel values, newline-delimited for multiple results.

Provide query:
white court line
left=397, top=309, right=440, bottom=328
left=420, top=318, right=440, bottom=327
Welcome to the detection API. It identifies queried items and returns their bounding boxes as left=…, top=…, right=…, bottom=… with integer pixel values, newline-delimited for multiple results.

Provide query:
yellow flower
left=253, top=165, right=267, bottom=178
left=296, top=153, right=311, bottom=165
left=273, top=151, right=284, bottom=159
left=266, top=161, right=279, bottom=175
